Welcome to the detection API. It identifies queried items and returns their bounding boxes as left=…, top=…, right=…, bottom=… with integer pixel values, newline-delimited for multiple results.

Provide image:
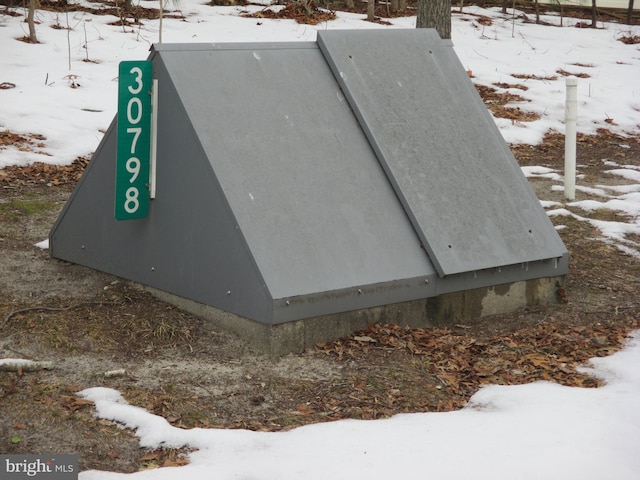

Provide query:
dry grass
left=1, top=130, right=639, bottom=472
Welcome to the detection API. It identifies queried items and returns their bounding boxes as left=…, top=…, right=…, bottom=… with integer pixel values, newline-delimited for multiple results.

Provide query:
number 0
left=127, top=97, right=142, bottom=125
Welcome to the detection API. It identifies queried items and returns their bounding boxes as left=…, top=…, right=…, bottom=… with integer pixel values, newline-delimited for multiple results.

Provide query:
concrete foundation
left=147, top=275, right=565, bottom=356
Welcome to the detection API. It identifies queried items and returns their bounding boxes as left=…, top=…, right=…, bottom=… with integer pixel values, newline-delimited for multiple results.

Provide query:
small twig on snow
left=0, top=360, right=54, bottom=372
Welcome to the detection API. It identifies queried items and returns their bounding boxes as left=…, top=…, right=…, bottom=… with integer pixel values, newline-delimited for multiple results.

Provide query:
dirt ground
left=1, top=2, right=640, bottom=470
left=1, top=128, right=639, bottom=473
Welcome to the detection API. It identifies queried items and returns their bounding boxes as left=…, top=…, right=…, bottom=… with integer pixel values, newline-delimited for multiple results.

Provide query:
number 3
left=128, top=67, right=143, bottom=95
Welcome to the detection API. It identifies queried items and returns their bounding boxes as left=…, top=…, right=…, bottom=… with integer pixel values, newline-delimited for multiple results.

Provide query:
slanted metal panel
left=159, top=44, right=436, bottom=304
left=318, top=29, right=567, bottom=277
left=50, top=57, right=274, bottom=323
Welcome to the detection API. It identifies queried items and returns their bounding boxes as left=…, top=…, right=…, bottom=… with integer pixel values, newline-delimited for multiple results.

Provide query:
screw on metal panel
left=285, top=300, right=290, bottom=306
left=81, top=245, right=85, bottom=250
left=357, top=289, right=362, bottom=294
left=424, top=279, right=429, bottom=284
left=226, top=290, right=231, bottom=296
left=151, top=266, right=155, bottom=271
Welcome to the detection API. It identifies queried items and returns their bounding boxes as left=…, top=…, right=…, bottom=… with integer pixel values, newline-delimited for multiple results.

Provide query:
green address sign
left=115, top=61, right=152, bottom=220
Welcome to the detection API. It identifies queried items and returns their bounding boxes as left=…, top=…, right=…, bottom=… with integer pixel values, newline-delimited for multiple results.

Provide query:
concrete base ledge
left=146, top=275, right=565, bottom=356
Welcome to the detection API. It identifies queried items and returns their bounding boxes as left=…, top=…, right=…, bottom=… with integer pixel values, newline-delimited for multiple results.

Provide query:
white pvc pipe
left=564, top=78, right=578, bottom=201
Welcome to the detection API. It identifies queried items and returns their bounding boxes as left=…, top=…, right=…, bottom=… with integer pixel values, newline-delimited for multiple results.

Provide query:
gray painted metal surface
left=50, top=31, right=568, bottom=326
left=159, top=43, right=434, bottom=300
left=318, top=29, right=567, bottom=277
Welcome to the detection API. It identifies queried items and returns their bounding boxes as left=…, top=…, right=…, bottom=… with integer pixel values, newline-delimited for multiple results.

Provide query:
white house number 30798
left=123, top=67, right=145, bottom=214
left=116, top=60, right=151, bottom=220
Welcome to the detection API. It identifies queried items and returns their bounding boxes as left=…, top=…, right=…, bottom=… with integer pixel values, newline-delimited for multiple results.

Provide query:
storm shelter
left=50, top=29, right=568, bottom=354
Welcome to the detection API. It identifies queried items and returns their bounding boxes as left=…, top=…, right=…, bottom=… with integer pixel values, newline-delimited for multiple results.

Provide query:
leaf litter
left=1, top=128, right=639, bottom=472
left=1, top=1, right=640, bottom=472
left=315, top=319, right=638, bottom=414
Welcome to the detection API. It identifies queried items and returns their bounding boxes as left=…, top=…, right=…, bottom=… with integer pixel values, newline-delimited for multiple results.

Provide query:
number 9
left=126, top=157, right=140, bottom=183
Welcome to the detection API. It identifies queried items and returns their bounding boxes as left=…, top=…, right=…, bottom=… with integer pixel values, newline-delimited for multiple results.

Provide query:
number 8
left=124, top=187, right=139, bottom=213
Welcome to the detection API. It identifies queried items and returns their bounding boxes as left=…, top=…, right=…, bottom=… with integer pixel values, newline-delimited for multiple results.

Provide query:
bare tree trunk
left=591, top=0, right=597, bottom=27
left=367, top=0, right=375, bottom=21
left=501, top=0, right=508, bottom=14
left=391, top=0, right=398, bottom=12
left=159, top=0, right=164, bottom=43
left=27, top=0, right=38, bottom=43
left=416, top=0, right=451, bottom=40
left=345, top=0, right=354, bottom=8
left=534, top=0, right=540, bottom=24
left=627, top=0, right=634, bottom=24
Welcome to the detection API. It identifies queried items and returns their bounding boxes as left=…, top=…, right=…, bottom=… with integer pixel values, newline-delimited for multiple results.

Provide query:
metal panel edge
left=269, top=253, right=567, bottom=324
left=152, top=42, right=317, bottom=53
left=435, top=253, right=569, bottom=296
left=271, top=275, right=437, bottom=325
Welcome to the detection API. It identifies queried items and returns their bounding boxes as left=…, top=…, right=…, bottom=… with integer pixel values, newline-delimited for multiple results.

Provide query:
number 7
left=127, top=127, right=141, bottom=154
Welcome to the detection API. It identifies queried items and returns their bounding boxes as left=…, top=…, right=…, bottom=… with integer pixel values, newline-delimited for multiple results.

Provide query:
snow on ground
left=451, top=9, right=640, bottom=145
left=523, top=158, right=640, bottom=258
left=0, top=2, right=638, bottom=167
left=76, top=331, right=640, bottom=480
left=3, top=2, right=637, bottom=254
left=2, top=4, right=640, bottom=478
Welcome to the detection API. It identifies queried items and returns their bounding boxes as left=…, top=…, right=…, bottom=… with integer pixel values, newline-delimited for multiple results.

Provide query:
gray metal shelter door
left=318, top=29, right=567, bottom=277
left=49, top=32, right=567, bottom=328
left=158, top=43, right=435, bottom=304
